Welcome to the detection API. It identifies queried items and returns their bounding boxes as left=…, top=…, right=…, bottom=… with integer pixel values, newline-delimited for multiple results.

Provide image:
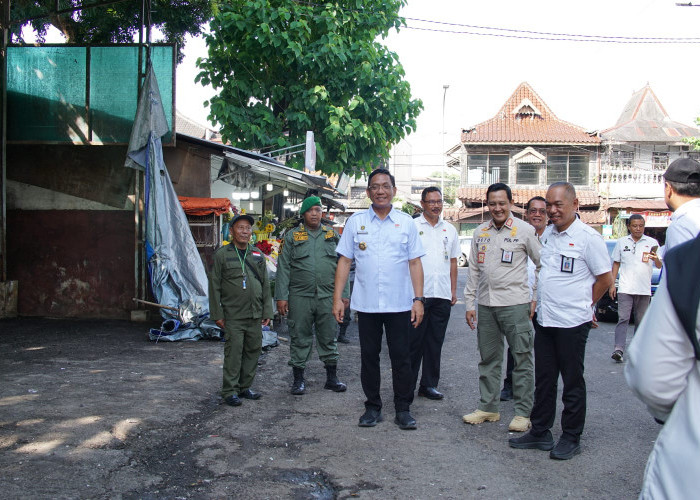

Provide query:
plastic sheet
left=126, top=65, right=220, bottom=341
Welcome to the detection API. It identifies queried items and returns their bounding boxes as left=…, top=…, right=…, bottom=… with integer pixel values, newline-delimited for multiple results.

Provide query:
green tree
left=196, top=0, right=422, bottom=177
left=429, top=171, right=460, bottom=205
left=9, top=0, right=214, bottom=61
left=685, top=117, right=700, bottom=150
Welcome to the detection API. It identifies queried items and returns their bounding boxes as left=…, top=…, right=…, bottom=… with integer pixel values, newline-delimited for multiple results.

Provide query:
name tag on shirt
left=561, top=255, right=574, bottom=273
left=501, top=250, right=513, bottom=264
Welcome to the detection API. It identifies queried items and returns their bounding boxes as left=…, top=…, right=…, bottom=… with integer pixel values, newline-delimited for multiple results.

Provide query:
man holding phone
left=609, top=214, right=662, bottom=362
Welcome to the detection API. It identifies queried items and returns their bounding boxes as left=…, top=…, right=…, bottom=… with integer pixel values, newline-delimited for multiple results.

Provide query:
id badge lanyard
left=236, top=246, right=250, bottom=289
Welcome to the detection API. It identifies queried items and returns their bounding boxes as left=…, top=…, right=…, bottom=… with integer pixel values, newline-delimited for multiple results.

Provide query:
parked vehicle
left=595, top=240, right=662, bottom=323
left=458, top=236, right=473, bottom=267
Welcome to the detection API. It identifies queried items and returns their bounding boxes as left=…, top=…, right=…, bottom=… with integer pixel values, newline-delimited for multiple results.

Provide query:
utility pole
left=441, top=84, right=449, bottom=196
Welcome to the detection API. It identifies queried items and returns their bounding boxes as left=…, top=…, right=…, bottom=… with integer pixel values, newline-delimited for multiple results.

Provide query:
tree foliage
left=685, top=117, right=700, bottom=151
left=8, top=0, right=213, bottom=61
left=196, top=0, right=423, bottom=177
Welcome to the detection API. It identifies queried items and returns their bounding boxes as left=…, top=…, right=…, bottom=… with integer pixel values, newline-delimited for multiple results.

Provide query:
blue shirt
left=336, top=206, right=425, bottom=313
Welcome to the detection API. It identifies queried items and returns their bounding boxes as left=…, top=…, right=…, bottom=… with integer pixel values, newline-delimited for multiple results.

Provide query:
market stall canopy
left=178, top=196, right=232, bottom=216
left=217, top=149, right=340, bottom=205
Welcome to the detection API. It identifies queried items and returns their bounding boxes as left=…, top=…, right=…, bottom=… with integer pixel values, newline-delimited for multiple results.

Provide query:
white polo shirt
left=612, top=234, right=659, bottom=296
left=414, top=214, right=460, bottom=300
left=666, top=198, right=700, bottom=251
left=536, top=218, right=611, bottom=328
left=336, top=206, right=425, bottom=313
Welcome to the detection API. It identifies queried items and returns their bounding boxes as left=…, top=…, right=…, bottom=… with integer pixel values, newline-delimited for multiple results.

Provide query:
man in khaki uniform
left=275, top=196, right=349, bottom=395
left=209, top=214, right=273, bottom=407
left=463, top=183, right=541, bottom=432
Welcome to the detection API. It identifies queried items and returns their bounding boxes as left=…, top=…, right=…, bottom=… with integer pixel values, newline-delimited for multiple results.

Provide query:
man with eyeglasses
left=463, top=183, right=541, bottom=433
left=501, top=196, right=547, bottom=401
left=409, top=187, right=460, bottom=402
left=608, top=214, right=661, bottom=363
left=333, top=168, right=426, bottom=430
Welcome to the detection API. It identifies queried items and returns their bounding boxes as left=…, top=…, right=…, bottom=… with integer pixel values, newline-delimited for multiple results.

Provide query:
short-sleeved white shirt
left=336, top=206, right=425, bottom=313
left=612, top=234, right=659, bottom=296
left=414, top=214, right=460, bottom=300
left=536, top=218, right=611, bottom=328
left=666, top=198, right=700, bottom=251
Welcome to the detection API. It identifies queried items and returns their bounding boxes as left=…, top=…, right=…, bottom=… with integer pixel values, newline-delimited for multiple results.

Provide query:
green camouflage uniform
left=275, top=224, right=349, bottom=368
left=209, top=243, right=273, bottom=398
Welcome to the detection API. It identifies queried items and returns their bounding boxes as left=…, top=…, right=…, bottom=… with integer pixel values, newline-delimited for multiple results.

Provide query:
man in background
left=410, top=187, right=460, bottom=401
left=608, top=214, right=661, bottom=362
left=501, top=196, right=547, bottom=401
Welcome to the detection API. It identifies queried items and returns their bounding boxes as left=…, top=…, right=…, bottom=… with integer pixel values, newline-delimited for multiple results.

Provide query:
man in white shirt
left=663, top=157, right=700, bottom=251
left=609, top=214, right=661, bottom=362
left=509, top=182, right=612, bottom=460
left=410, top=187, right=460, bottom=401
left=333, top=168, right=426, bottom=430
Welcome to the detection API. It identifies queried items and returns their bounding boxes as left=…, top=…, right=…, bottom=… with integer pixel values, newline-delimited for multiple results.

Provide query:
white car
left=458, top=236, right=473, bottom=267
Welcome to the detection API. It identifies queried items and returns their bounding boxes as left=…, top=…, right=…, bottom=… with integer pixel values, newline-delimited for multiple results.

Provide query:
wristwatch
left=413, top=297, right=426, bottom=304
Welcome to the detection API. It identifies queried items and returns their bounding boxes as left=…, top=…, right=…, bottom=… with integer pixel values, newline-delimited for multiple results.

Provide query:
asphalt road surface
left=0, top=267, right=659, bottom=499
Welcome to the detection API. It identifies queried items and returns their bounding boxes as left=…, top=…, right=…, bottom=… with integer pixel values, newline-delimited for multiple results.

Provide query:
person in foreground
left=275, top=196, right=349, bottom=395
left=462, top=183, right=541, bottom=433
left=209, top=214, right=273, bottom=407
left=625, top=233, right=700, bottom=500
left=333, top=168, right=425, bottom=430
left=509, top=182, right=612, bottom=459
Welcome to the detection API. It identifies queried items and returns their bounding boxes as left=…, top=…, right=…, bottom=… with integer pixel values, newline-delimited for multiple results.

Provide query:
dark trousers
left=410, top=298, right=451, bottom=393
left=531, top=320, right=591, bottom=443
left=358, top=311, right=414, bottom=412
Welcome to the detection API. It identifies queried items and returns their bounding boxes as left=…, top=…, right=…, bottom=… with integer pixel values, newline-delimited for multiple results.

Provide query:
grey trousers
left=614, top=293, right=651, bottom=351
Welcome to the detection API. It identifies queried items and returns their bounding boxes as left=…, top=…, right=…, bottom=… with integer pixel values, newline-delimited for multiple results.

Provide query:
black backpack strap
left=665, top=234, right=700, bottom=361
left=244, top=252, right=265, bottom=286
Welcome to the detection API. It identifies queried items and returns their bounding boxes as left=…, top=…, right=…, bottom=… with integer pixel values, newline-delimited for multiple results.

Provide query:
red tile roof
left=461, top=82, right=600, bottom=145
left=605, top=199, right=668, bottom=211
left=457, top=187, right=600, bottom=207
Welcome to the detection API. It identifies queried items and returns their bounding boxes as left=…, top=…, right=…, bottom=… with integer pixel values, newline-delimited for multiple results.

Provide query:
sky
left=175, top=1, right=700, bottom=176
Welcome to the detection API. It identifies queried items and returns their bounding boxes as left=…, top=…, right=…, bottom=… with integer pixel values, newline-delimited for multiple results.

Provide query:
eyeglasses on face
left=367, top=184, right=393, bottom=192
left=527, top=208, right=546, bottom=215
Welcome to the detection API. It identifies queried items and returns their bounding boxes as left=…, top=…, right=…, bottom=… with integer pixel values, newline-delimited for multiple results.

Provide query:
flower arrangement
left=254, top=239, right=274, bottom=255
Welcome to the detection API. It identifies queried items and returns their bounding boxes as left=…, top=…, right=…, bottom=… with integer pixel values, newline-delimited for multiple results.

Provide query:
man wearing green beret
left=275, top=196, right=350, bottom=395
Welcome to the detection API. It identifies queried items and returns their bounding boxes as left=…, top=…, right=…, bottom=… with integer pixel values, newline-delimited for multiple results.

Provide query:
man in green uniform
left=275, top=196, right=350, bottom=395
left=209, top=214, right=273, bottom=407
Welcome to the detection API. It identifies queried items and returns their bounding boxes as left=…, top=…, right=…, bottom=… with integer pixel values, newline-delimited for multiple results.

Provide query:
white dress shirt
left=666, top=198, right=700, bottom=251
left=536, top=218, right=611, bottom=328
left=336, top=206, right=425, bottom=313
left=414, top=215, right=460, bottom=300
left=611, top=234, right=659, bottom=296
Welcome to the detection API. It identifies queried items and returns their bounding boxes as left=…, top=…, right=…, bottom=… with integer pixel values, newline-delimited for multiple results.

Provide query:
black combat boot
left=291, top=367, right=305, bottom=395
left=336, top=324, right=350, bottom=344
left=324, top=364, right=347, bottom=392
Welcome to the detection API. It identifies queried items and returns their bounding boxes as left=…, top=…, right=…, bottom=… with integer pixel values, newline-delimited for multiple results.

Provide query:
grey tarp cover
left=125, top=65, right=220, bottom=341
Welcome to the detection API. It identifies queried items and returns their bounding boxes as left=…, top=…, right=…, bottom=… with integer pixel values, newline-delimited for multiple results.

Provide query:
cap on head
left=664, top=158, right=700, bottom=183
left=230, top=214, right=255, bottom=227
left=300, top=196, right=322, bottom=215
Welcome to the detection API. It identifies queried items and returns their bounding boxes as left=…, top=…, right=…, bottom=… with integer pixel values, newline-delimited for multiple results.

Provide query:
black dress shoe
left=239, top=389, right=261, bottom=400
left=550, top=439, right=581, bottom=460
left=358, top=409, right=383, bottom=427
left=223, top=394, right=242, bottom=407
left=418, top=386, right=444, bottom=400
left=394, top=411, right=417, bottom=430
left=500, top=386, right=513, bottom=401
left=509, top=430, right=554, bottom=451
